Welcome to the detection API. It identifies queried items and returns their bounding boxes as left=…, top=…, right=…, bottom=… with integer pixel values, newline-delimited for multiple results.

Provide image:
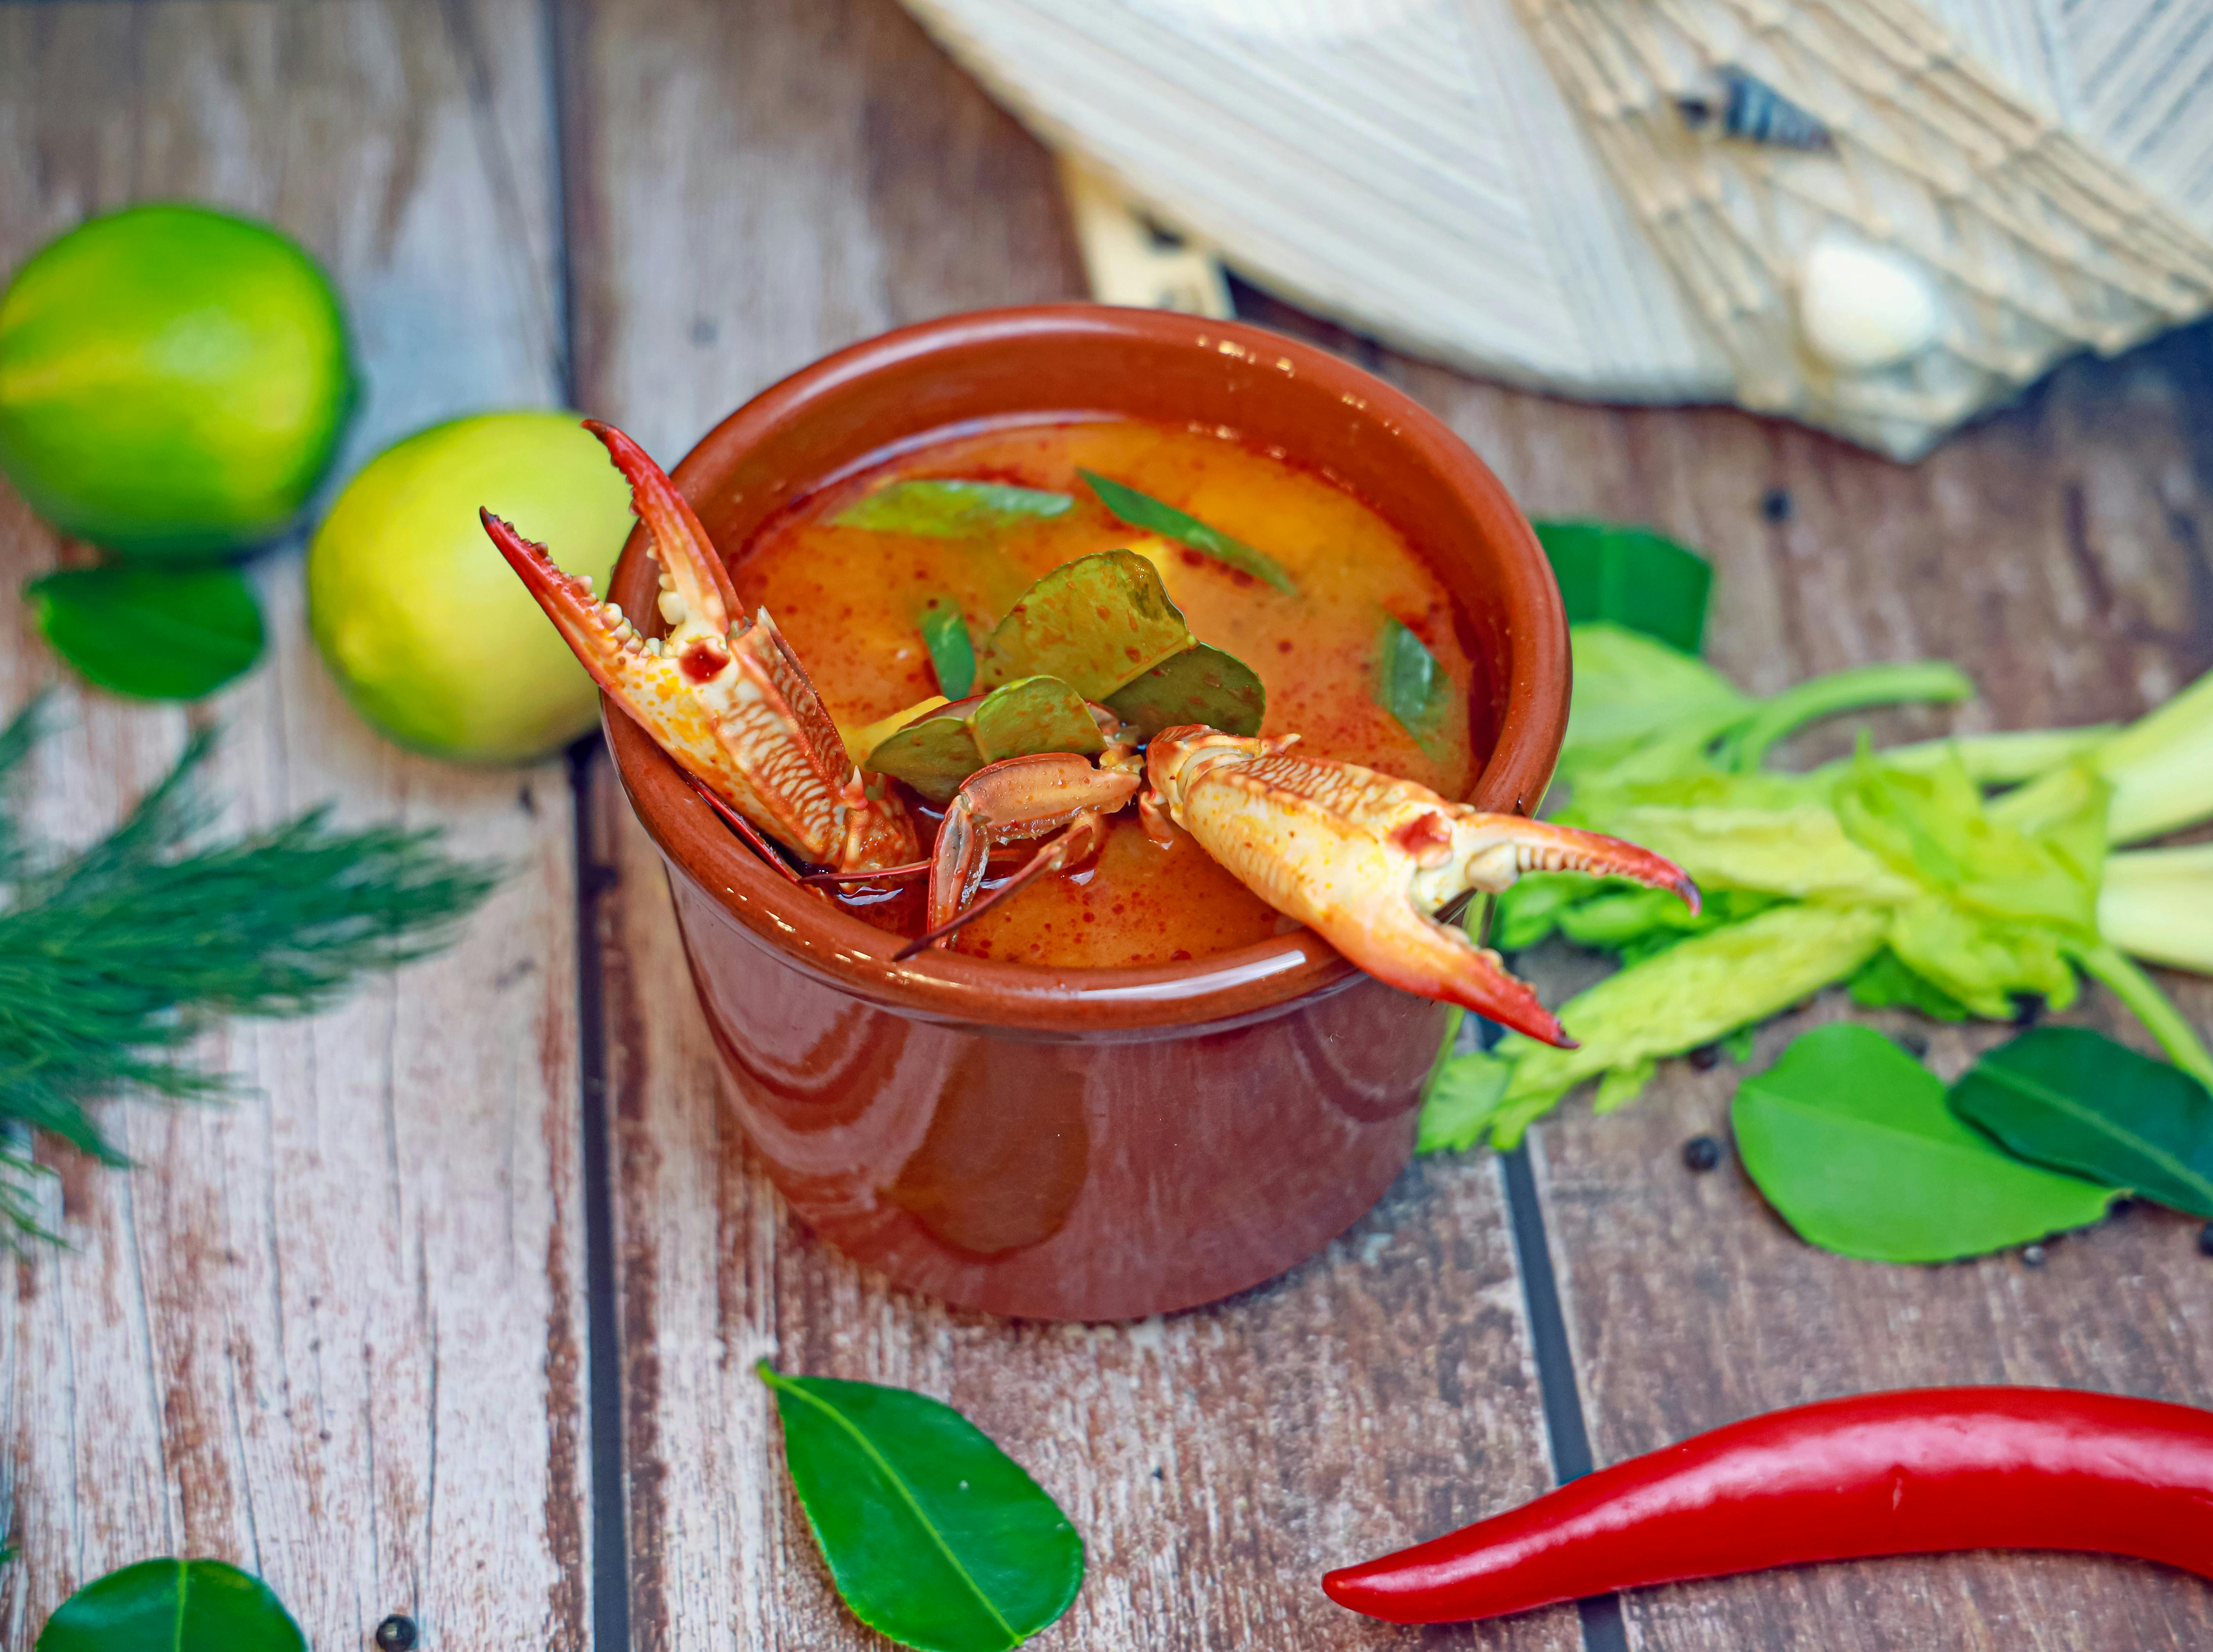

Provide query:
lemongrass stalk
left=2097, top=845, right=2213, bottom=975
left=1727, top=662, right=1976, bottom=772
left=2072, top=941, right=2213, bottom=1092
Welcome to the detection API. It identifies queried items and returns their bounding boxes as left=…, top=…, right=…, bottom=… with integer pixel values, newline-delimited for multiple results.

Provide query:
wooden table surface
left=4, top=3, right=2210, bottom=1649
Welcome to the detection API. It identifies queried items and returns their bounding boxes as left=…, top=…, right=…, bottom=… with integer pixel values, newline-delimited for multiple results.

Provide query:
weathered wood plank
left=0, top=3, right=590, bottom=1645
left=561, top=2, right=1572, bottom=1646
left=1387, top=341, right=2213, bottom=1648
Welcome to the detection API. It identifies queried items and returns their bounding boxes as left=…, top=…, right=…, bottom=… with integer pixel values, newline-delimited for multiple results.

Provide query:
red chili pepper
left=1323, top=1387, right=2213, bottom=1624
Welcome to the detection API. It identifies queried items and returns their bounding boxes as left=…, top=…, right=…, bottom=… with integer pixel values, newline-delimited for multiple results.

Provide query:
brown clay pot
left=603, top=305, right=1567, bottom=1321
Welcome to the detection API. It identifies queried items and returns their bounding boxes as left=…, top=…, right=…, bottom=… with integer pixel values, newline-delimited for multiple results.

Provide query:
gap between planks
left=540, top=0, right=635, bottom=1639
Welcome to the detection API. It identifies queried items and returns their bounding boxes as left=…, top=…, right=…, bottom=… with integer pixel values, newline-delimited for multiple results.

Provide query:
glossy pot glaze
left=604, top=306, right=1567, bottom=1320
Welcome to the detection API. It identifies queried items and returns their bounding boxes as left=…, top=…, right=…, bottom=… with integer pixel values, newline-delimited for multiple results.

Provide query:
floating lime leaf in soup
left=976, top=550, right=1192, bottom=700
left=865, top=712, right=980, bottom=806
left=971, top=678, right=1105, bottom=764
left=868, top=677, right=1103, bottom=804
left=1377, top=615, right=1452, bottom=751
left=758, top=1363, right=1084, bottom=1652
left=1078, top=468, right=1298, bottom=594
left=834, top=479, right=1074, bottom=538
left=1105, top=642, right=1265, bottom=738
left=1535, top=519, right=1712, bottom=655
left=968, top=551, right=1267, bottom=737
left=919, top=597, right=977, bottom=698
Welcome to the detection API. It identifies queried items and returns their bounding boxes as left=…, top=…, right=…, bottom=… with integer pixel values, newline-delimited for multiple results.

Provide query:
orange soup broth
left=730, top=418, right=1484, bottom=967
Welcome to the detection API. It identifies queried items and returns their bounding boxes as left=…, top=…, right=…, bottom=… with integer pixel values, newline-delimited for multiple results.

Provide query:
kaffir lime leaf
left=0, top=204, right=356, bottom=562
left=309, top=412, right=635, bottom=764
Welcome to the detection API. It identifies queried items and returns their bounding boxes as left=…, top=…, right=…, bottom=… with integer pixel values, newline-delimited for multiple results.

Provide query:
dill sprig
left=0, top=698, right=500, bottom=1240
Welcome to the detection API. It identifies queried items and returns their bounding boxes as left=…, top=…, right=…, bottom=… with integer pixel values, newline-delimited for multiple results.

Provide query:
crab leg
left=798, top=860, right=932, bottom=886
left=482, top=420, right=915, bottom=873
left=687, top=776, right=806, bottom=885
left=1142, top=728, right=1698, bottom=1047
left=891, top=752, right=1142, bottom=959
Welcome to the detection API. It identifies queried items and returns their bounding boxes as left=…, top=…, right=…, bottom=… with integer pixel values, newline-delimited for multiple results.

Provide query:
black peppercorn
left=1682, top=1135, right=1723, bottom=1172
left=1898, top=1031, right=1929, bottom=1058
left=2021, top=1244, right=2047, bottom=1268
left=1760, top=487, right=1793, bottom=523
left=2010, top=993, right=2044, bottom=1028
left=375, top=1616, right=419, bottom=1652
left=1688, top=1044, right=1721, bottom=1071
left=2198, top=1222, right=2213, bottom=1258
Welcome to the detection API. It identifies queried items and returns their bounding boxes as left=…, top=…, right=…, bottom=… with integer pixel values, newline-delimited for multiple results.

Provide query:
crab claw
left=483, top=421, right=915, bottom=872
left=581, top=418, right=740, bottom=636
left=890, top=751, right=1142, bottom=959
left=1142, top=728, right=1698, bottom=1047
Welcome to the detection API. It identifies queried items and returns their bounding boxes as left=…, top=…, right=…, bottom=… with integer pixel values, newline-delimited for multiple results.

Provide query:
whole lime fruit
left=309, top=412, right=636, bottom=764
left=0, top=204, right=356, bottom=562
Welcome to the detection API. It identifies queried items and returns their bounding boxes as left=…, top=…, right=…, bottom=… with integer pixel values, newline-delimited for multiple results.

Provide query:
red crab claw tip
left=1342, top=907, right=1577, bottom=1046
left=580, top=418, right=744, bottom=631
left=481, top=508, right=582, bottom=603
left=1593, top=847, right=1698, bottom=917
left=1458, top=969, right=1575, bottom=1049
left=1380, top=925, right=1578, bottom=1047
left=480, top=508, right=633, bottom=693
left=1671, top=874, right=1702, bottom=919
left=1518, top=822, right=1699, bottom=917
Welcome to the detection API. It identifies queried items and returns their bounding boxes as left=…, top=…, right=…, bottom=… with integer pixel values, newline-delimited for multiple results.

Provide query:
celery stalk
left=2097, top=846, right=2213, bottom=975
left=1868, top=726, right=2116, bottom=786
left=1726, top=661, right=1974, bottom=771
left=2002, top=669, right=2213, bottom=844
left=2097, top=669, right=2213, bottom=844
left=1596, top=801, right=1919, bottom=904
left=1483, top=905, right=1891, bottom=1149
left=2070, top=941, right=2213, bottom=1092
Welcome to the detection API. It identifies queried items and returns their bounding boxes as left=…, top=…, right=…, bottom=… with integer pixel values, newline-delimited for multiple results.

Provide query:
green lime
left=0, top=203, right=356, bottom=563
left=310, top=412, right=636, bottom=764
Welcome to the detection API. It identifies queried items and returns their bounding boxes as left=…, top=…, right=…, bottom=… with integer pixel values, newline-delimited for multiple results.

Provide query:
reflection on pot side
left=674, top=869, right=1443, bottom=1318
left=888, top=1044, right=1091, bottom=1258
